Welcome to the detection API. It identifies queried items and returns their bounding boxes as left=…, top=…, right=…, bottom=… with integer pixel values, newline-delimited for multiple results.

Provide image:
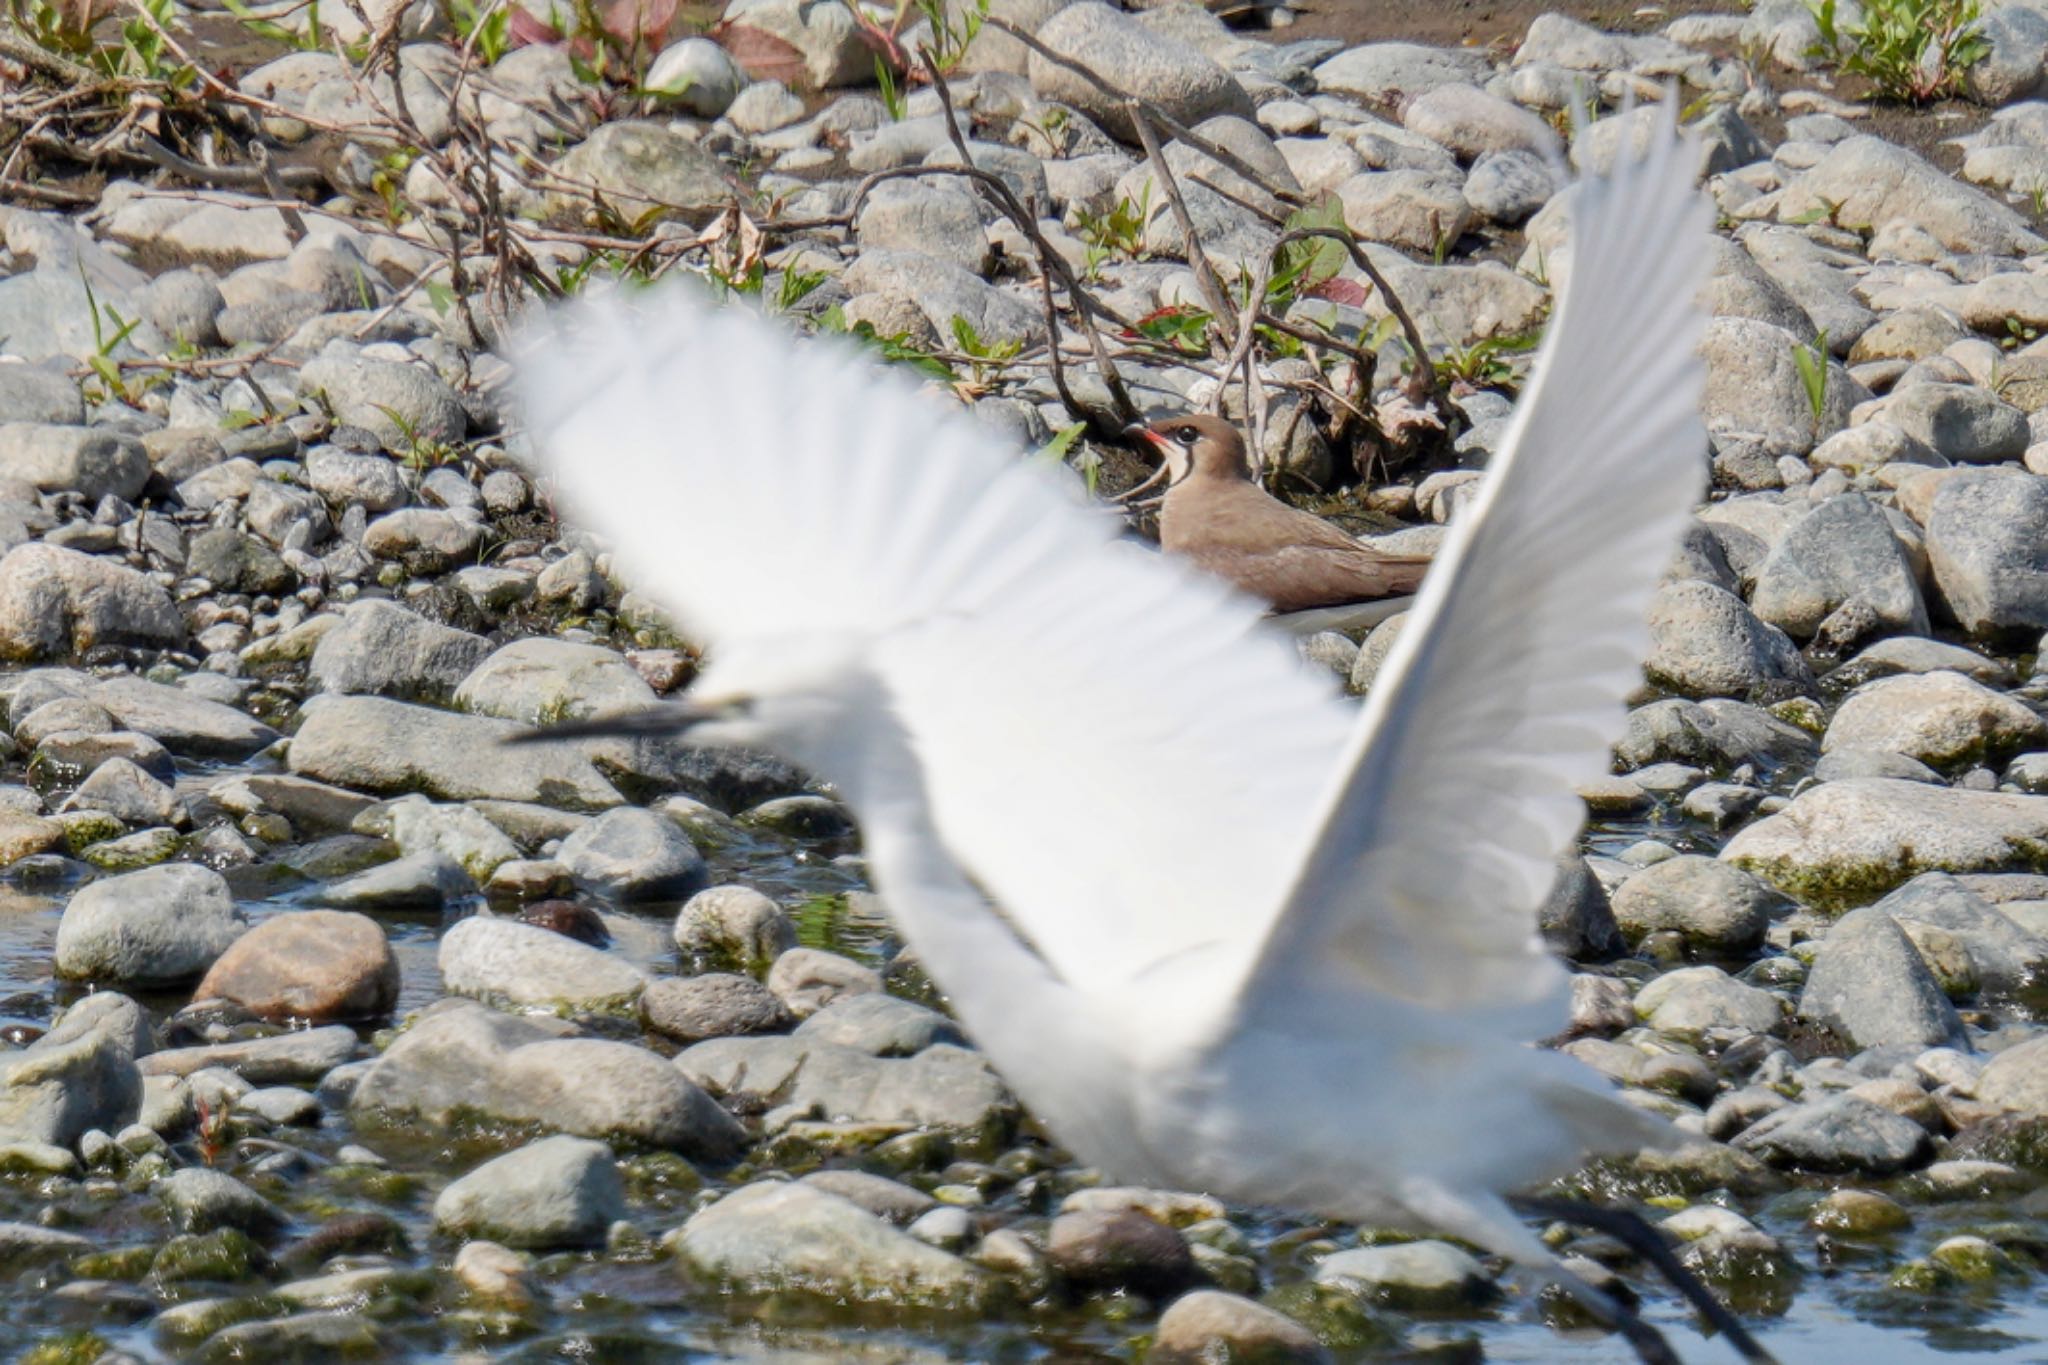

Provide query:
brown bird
left=1126, top=414, right=1432, bottom=615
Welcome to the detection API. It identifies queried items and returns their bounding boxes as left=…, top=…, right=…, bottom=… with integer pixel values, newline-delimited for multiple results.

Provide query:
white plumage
left=511, top=102, right=1730, bottom=1354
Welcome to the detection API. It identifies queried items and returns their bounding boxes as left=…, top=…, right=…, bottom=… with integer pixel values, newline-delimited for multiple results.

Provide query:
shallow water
left=1, top=712, right=2046, bottom=1362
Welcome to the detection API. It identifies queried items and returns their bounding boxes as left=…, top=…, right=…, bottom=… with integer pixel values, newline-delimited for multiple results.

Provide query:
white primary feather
left=514, top=296, right=1353, bottom=997
left=1232, top=99, right=1712, bottom=1041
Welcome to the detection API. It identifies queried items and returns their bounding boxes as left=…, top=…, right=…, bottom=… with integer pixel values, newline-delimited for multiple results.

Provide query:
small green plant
left=222, top=0, right=328, bottom=54
left=817, top=305, right=956, bottom=383
left=1433, top=331, right=1540, bottom=391
left=949, top=315, right=1021, bottom=390
left=1074, top=186, right=1150, bottom=276
left=1128, top=305, right=1214, bottom=356
left=874, top=54, right=906, bottom=121
left=373, top=403, right=460, bottom=472
left=1033, top=421, right=1097, bottom=495
left=1791, top=328, right=1831, bottom=423
left=8, top=0, right=195, bottom=82
left=774, top=268, right=828, bottom=312
left=1811, top=0, right=1989, bottom=103
left=449, top=0, right=512, bottom=62
left=2004, top=316, right=2041, bottom=350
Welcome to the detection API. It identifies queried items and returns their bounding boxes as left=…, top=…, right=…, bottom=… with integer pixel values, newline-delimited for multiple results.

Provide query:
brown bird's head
left=1125, top=414, right=1252, bottom=485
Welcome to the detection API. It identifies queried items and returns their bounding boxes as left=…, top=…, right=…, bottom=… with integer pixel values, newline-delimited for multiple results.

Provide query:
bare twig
left=0, top=175, right=93, bottom=205
left=1130, top=107, right=1236, bottom=336
left=1272, top=226, right=1438, bottom=410
left=0, top=22, right=97, bottom=84
left=983, top=15, right=1307, bottom=211
left=918, top=49, right=1135, bottom=426
left=126, top=130, right=327, bottom=189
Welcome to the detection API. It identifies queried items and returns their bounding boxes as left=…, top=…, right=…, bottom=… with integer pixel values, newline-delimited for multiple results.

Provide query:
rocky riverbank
left=7, top=0, right=2048, bottom=1358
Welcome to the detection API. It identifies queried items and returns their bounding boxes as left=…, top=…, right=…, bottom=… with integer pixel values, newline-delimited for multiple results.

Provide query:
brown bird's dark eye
left=1176, top=427, right=1199, bottom=443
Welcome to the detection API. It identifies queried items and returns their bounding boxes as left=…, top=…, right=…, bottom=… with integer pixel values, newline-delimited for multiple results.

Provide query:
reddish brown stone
left=193, top=909, right=399, bottom=1023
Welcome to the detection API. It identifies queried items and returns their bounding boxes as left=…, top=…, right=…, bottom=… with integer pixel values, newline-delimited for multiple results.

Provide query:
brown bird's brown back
left=1143, top=416, right=1431, bottom=613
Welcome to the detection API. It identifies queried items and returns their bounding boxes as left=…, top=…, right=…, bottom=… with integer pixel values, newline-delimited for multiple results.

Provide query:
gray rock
left=1116, top=115, right=1296, bottom=265
left=54, top=864, right=246, bottom=987
left=547, top=120, right=735, bottom=225
left=384, top=795, right=519, bottom=883
left=0, top=992, right=146, bottom=1146
left=1538, top=855, right=1623, bottom=959
left=351, top=998, right=746, bottom=1158
left=138, top=268, right=224, bottom=349
left=438, top=914, right=649, bottom=1015
left=1314, top=1239, right=1494, bottom=1309
left=245, top=475, right=331, bottom=552
left=1731, top=1093, right=1934, bottom=1173
left=433, top=1134, right=625, bottom=1249
left=65, top=756, right=184, bottom=828
left=641, top=973, right=792, bottom=1042
left=1461, top=148, right=1558, bottom=223
left=304, top=446, right=408, bottom=513
left=556, top=807, right=707, bottom=902
left=155, top=1165, right=286, bottom=1235
left=1610, top=855, right=1786, bottom=954
left=793, top=993, right=963, bottom=1056
left=1700, top=316, right=1862, bottom=458
left=1968, top=3, right=2048, bottom=105
left=1776, top=137, right=2044, bottom=257
left=188, top=528, right=294, bottom=596
left=1924, top=469, right=2048, bottom=638
left=1883, top=383, right=2030, bottom=464
left=767, top=947, right=883, bottom=1019
left=0, top=365, right=84, bottom=425
left=1313, top=42, right=1495, bottom=104
left=1823, top=671, right=2046, bottom=768
left=643, top=37, right=743, bottom=118
left=298, top=348, right=465, bottom=457
left=674, top=884, right=797, bottom=969
left=1027, top=3, right=1253, bottom=144
left=288, top=695, right=624, bottom=810
left=677, top=1035, right=1015, bottom=1141
left=1402, top=83, right=1555, bottom=159
left=138, top=1025, right=359, bottom=1082
left=454, top=636, right=657, bottom=723
left=672, top=1181, right=993, bottom=1309
left=1047, top=1208, right=1196, bottom=1296
left=1151, top=1290, right=1329, bottom=1365
left=1645, top=580, right=1816, bottom=699
left=725, top=81, right=807, bottom=134
left=313, top=849, right=475, bottom=911
left=1977, top=1034, right=2048, bottom=1115
left=0, top=544, right=184, bottom=661
left=1873, top=872, right=2048, bottom=997
left=0, top=424, right=148, bottom=501
left=857, top=181, right=990, bottom=276
left=361, top=507, right=483, bottom=572
left=1618, top=697, right=1818, bottom=773
left=1751, top=494, right=1928, bottom=639
left=1799, top=907, right=1969, bottom=1050
left=309, top=600, right=491, bottom=705
left=842, top=249, right=1044, bottom=349
left=1635, top=965, right=1783, bottom=1036
left=93, top=676, right=276, bottom=759
left=1825, top=636, right=2015, bottom=691
left=1334, top=168, right=1472, bottom=254
left=1723, top=778, right=2048, bottom=909
left=799, top=1168, right=937, bottom=1224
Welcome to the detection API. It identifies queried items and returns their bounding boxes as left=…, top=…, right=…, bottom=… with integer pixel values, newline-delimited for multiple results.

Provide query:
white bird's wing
left=1232, top=106, right=1713, bottom=1037
left=512, top=291, right=1353, bottom=996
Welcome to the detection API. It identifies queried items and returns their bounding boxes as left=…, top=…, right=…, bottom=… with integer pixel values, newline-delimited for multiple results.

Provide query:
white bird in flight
left=507, top=103, right=1770, bottom=1364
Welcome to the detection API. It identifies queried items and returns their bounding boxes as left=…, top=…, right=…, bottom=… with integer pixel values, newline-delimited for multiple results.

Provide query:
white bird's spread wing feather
left=1234, top=106, right=1713, bottom=1036
left=512, top=293, right=1353, bottom=995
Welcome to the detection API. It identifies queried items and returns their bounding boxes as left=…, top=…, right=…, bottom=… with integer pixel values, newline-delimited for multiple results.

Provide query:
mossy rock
left=152, top=1228, right=273, bottom=1285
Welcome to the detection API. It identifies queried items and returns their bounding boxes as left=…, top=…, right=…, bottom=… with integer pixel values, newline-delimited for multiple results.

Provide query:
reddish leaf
left=1306, top=277, right=1371, bottom=307
left=716, top=21, right=808, bottom=84
left=504, top=7, right=561, bottom=49
left=602, top=0, right=678, bottom=50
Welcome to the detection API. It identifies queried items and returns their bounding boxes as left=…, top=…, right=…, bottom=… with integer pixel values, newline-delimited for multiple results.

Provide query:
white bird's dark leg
left=1511, top=1195, right=1780, bottom=1365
